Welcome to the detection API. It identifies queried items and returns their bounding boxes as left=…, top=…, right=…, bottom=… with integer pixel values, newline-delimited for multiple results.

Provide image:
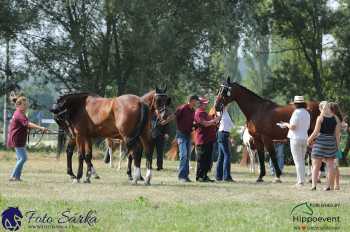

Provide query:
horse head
left=214, top=77, right=235, bottom=112
left=154, top=85, right=172, bottom=121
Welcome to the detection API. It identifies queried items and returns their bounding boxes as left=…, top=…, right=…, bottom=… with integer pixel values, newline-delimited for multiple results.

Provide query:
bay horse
left=214, top=78, right=320, bottom=182
left=51, top=88, right=171, bottom=185
left=104, top=89, right=173, bottom=180
left=52, top=87, right=171, bottom=184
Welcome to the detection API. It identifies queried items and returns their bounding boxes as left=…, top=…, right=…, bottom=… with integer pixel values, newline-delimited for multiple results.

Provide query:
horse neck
left=232, top=85, right=270, bottom=120
left=141, top=90, right=156, bottom=112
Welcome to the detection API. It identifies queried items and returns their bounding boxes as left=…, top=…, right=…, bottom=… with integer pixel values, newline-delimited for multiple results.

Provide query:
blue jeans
left=269, top=143, right=284, bottom=175
left=11, top=147, right=27, bottom=179
left=216, top=131, right=232, bottom=180
left=176, top=131, right=191, bottom=179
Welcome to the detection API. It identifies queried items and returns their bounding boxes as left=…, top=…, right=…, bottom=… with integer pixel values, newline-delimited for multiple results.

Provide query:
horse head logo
left=290, top=202, right=314, bottom=216
left=1, top=207, right=23, bottom=231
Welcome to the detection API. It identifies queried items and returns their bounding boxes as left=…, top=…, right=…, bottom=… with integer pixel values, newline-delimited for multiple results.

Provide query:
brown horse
left=55, top=87, right=170, bottom=184
left=214, top=78, right=320, bottom=182
left=51, top=88, right=170, bottom=185
left=104, top=88, right=172, bottom=180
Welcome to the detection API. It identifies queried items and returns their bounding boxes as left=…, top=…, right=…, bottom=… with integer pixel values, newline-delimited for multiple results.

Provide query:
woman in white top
left=215, top=106, right=235, bottom=182
left=282, top=96, right=310, bottom=187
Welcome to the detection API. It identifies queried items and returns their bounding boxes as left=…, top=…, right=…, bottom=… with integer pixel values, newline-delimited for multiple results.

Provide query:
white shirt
left=217, top=110, right=234, bottom=132
left=287, top=108, right=310, bottom=140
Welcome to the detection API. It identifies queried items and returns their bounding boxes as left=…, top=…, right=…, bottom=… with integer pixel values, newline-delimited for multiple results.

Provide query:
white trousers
left=290, top=139, right=307, bottom=184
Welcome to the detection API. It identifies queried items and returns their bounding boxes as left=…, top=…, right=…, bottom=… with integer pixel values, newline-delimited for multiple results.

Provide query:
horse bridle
left=153, top=93, right=169, bottom=115
left=219, top=84, right=232, bottom=97
left=216, top=84, right=232, bottom=113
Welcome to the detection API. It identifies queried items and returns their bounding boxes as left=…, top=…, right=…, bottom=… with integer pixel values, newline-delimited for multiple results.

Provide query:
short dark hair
left=294, top=102, right=307, bottom=109
left=188, top=95, right=199, bottom=102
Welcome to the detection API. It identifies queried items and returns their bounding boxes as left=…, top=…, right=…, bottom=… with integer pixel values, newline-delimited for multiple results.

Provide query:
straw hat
left=293, top=96, right=305, bottom=103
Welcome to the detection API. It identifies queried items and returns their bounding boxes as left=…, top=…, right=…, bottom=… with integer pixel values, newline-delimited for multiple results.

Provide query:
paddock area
left=0, top=151, right=349, bottom=232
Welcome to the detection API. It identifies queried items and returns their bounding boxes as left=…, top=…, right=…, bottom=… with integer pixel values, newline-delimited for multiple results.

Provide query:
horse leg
left=84, top=139, right=93, bottom=183
left=118, top=142, right=123, bottom=170
left=127, top=154, right=133, bottom=181
left=140, top=135, right=153, bottom=186
left=66, top=140, right=76, bottom=179
left=75, top=136, right=85, bottom=184
left=131, top=147, right=142, bottom=185
left=255, top=139, right=266, bottom=182
left=91, top=164, right=100, bottom=179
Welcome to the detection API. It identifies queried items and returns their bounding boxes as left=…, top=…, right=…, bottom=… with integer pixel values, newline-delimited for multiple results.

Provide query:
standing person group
left=281, top=96, right=344, bottom=191
left=175, top=95, right=234, bottom=183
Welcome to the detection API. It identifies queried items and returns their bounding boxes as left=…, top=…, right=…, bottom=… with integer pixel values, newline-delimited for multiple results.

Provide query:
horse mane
left=141, top=90, right=155, bottom=101
left=57, top=92, right=99, bottom=103
left=233, top=82, right=278, bottom=107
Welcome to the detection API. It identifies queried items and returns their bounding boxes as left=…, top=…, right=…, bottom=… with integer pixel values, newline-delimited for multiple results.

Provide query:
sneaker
left=179, top=178, right=191, bottom=183
left=223, top=178, right=236, bottom=183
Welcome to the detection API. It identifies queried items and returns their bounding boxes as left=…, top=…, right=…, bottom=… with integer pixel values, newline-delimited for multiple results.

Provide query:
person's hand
left=213, top=116, right=221, bottom=124
left=41, top=127, right=49, bottom=133
left=307, top=137, right=313, bottom=146
left=164, top=134, right=169, bottom=140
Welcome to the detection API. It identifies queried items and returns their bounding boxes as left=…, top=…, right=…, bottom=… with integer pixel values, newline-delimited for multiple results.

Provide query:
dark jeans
left=176, top=131, right=191, bottom=179
left=195, top=142, right=213, bottom=180
left=153, top=135, right=165, bottom=169
left=216, top=131, right=232, bottom=180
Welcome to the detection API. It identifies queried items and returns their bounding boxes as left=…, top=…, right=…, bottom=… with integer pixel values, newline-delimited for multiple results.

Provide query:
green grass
left=0, top=151, right=350, bottom=232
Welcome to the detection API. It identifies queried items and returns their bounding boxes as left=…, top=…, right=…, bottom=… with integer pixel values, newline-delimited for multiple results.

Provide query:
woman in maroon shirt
left=7, top=94, right=48, bottom=181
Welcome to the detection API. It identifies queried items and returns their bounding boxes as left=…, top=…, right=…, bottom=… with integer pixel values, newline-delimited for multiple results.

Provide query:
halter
left=219, top=84, right=232, bottom=97
left=152, top=93, right=168, bottom=114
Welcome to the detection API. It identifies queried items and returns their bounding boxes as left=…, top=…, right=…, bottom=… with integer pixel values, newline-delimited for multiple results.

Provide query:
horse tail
left=166, top=138, right=179, bottom=160
left=56, top=127, right=67, bottom=158
left=125, top=102, right=149, bottom=150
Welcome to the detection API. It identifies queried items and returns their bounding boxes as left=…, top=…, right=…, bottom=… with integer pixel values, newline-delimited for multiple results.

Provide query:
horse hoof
left=72, top=179, right=80, bottom=184
left=273, top=178, right=282, bottom=183
left=128, top=176, right=133, bottom=181
left=256, top=178, right=264, bottom=183
left=93, top=175, right=100, bottom=179
left=84, top=179, right=91, bottom=184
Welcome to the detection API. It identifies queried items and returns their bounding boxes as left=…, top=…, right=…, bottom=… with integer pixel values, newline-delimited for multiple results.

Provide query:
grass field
left=0, top=151, right=349, bottom=232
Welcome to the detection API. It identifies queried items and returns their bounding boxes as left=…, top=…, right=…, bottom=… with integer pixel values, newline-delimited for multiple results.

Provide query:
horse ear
left=226, top=77, right=231, bottom=84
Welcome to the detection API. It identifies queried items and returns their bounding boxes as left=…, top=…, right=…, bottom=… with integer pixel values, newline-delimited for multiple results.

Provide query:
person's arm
left=307, top=116, right=323, bottom=145
left=197, top=113, right=220, bottom=127
left=28, top=122, right=48, bottom=132
left=335, top=117, right=341, bottom=148
left=282, top=113, right=297, bottom=130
